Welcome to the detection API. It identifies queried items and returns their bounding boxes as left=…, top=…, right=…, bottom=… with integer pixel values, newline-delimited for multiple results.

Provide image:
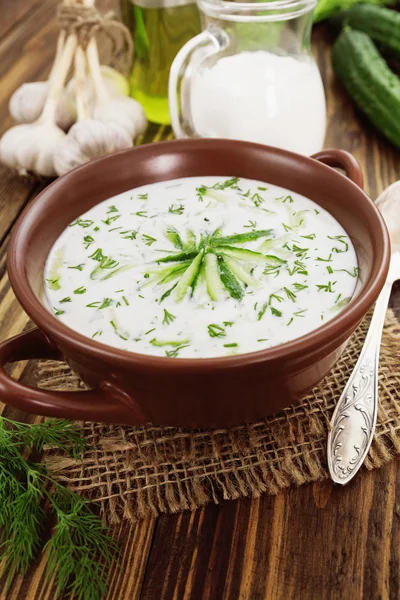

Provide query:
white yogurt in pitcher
left=189, top=51, right=326, bottom=155
left=44, top=176, right=357, bottom=359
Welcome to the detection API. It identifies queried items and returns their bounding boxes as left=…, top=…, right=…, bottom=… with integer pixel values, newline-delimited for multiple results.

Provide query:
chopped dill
left=317, top=281, right=336, bottom=293
left=162, top=309, right=176, bottom=325
left=70, top=218, right=94, bottom=228
left=208, top=323, right=226, bottom=338
left=168, top=204, right=185, bottom=215
left=142, top=234, right=157, bottom=246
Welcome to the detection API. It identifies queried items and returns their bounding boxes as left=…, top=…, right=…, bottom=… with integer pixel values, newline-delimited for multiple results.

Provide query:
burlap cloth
left=39, top=309, right=400, bottom=524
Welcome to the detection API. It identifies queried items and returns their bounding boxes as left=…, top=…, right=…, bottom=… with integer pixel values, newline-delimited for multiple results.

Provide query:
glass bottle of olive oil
left=120, top=0, right=201, bottom=125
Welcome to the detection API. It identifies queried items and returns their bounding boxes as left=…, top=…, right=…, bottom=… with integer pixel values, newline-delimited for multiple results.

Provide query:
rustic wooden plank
left=140, top=463, right=400, bottom=600
left=0, top=0, right=45, bottom=42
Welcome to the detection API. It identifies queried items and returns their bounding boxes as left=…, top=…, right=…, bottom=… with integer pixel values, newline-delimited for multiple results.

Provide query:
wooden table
left=1, top=2, right=400, bottom=599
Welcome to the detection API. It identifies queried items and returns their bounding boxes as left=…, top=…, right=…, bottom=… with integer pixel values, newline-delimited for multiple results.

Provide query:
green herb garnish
left=83, top=235, right=94, bottom=249
left=224, top=343, right=238, bottom=348
left=68, top=264, right=85, bottom=271
left=162, top=309, right=176, bottom=325
left=59, top=297, right=71, bottom=304
left=142, top=234, right=157, bottom=246
left=207, top=323, right=226, bottom=338
left=87, top=298, right=113, bottom=309
left=168, top=204, right=185, bottom=215
left=73, top=286, right=86, bottom=295
left=328, top=235, right=349, bottom=253
left=70, top=219, right=94, bottom=228
left=165, top=344, right=190, bottom=357
left=284, top=287, right=296, bottom=302
left=120, top=230, right=138, bottom=240
left=317, top=281, right=336, bottom=293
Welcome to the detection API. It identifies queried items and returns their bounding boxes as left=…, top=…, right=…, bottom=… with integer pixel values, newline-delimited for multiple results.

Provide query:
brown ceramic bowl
left=0, top=140, right=390, bottom=427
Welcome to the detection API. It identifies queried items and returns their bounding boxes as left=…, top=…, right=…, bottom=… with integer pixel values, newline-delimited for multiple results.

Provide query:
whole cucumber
left=332, top=28, right=400, bottom=148
left=332, top=5, right=400, bottom=54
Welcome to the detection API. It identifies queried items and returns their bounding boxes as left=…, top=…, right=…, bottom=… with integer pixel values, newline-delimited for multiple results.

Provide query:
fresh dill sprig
left=168, top=204, right=185, bottom=215
left=251, top=192, right=264, bottom=208
left=73, top=286, right=86, bottom=295
left=0, top=417, right=117, bottom=598
left=120, top=229, right=138, bottom=240
left=142, top=234, right=157, bottom=246
left=162, top=309, right=176, bottom=325
left=70, top=219, right=94, bottom=229
left=207, top=323, right=226, bottom=338
left=68, top=264, right=85, bottom=271
left=102, top=215, right=120, bottom=226
left=83, top=235, right=94, bottom=249
left=317, top=280, right=336, bottom=293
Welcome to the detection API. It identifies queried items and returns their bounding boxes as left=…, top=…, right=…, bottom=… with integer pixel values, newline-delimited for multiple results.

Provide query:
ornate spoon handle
left=327, top=280, right=393, bottom=484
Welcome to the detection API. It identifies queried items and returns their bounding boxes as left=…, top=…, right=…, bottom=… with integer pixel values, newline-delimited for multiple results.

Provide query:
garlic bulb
left=94, top=95, right=147, bottom=139
left=54, top=119, right=132, bottom=176
left=9, top=82, right=48, bottom=124
left=0, top=33, right=77, bottom=178
left=0, top=122, right=65, bottom=177
left=9, top=81, right=75, bottom=131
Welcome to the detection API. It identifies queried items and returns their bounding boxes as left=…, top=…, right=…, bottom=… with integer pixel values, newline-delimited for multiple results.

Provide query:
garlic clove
left=54, top=119, right=133, bottom=176
left=9, top=82, right=49, bottom=124
left=94, top=96, right=147, bottom=140
left=0, top=122, right=66, bottom=177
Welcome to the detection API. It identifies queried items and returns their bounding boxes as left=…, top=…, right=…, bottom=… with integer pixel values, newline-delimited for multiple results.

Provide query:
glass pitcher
left=168, top=0, right=326, bottom=155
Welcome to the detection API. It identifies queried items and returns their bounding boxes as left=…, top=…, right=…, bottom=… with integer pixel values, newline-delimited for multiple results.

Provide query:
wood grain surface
left=0, top=2, right=400, bottom=599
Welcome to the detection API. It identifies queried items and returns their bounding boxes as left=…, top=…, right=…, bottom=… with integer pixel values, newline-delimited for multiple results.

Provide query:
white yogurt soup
left=44, top=176, right=358, bottom=358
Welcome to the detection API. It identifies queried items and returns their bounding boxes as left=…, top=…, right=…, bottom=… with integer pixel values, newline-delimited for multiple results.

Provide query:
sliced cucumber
left=205, top=252, right=225, bottom=301
left=186, top=230, right=197, bottom=248
left=223, top=256, right=261, bottom=289
left=150, top=338, right=190, bottom=347
left=215, top=246, right=267, bottom=263
left=158, top=262, right=191, bottom=285
left=165, top=228, right=183, bottom=249
left=217, top=256, right=244, bottom=300
left=174, top=250, right=204, bottom=302
left=264, top=254, right=287, bottom=266
left=156, top=250, right=198, bottom=264
left=210, top=229, right=273, bottom=246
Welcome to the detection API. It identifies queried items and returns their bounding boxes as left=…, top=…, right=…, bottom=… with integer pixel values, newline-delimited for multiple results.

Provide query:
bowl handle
left=0, top=328, right=148, bottom=425
left=311, top=149, right=364, bottom=190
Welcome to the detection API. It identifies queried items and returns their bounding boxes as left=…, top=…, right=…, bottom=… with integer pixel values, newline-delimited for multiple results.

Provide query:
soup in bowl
left=0, top=140, right=390, bottom=427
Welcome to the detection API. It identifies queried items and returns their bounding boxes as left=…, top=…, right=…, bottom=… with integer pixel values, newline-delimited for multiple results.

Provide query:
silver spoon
left=327, top=182, right=400, bottom=485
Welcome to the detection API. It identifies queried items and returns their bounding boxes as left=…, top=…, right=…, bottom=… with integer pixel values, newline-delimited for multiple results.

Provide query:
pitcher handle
left=169, top=24, right=229, bottom=139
